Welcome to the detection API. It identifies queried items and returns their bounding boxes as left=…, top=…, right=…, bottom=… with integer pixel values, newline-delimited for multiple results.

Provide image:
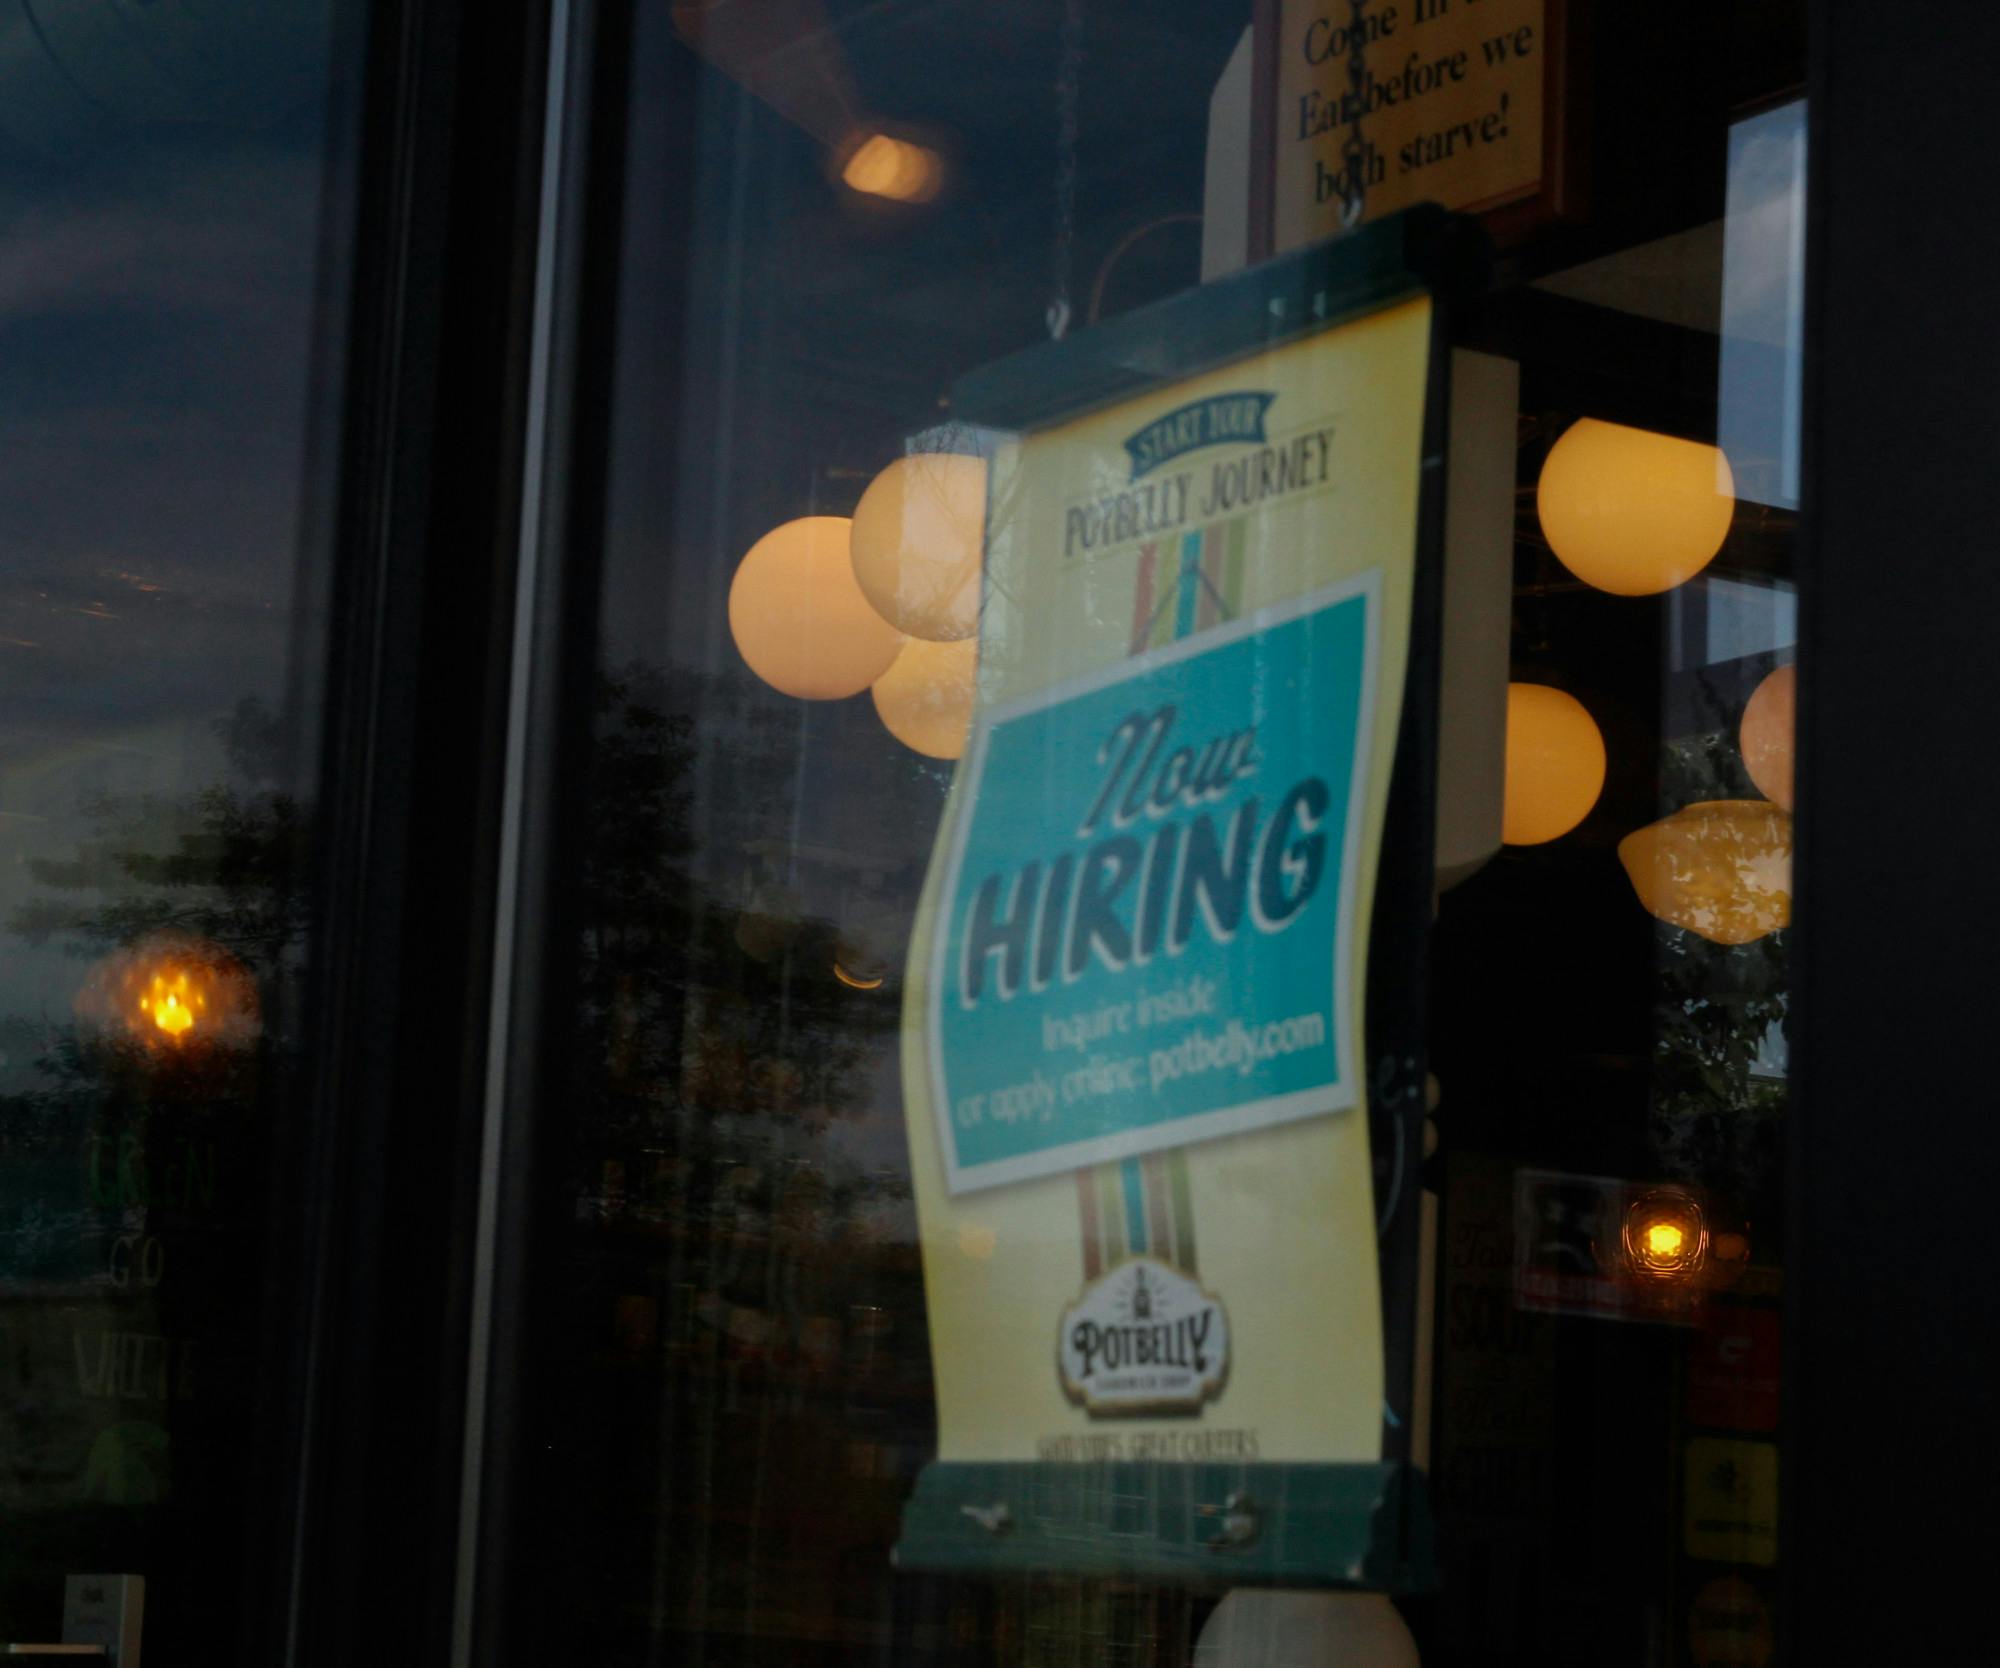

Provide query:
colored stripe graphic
left=1077, top=1170, right=1103, bottom=1279
left=1083, top=519, right=1244, bottom=1277
left=1128, top=543, right=1159, bottom=657
left=1168, top=1150, right=1199, bottom=1274
left=1174, top=530, right=1202, bottom=639
left=1097, top=1165, right=1126, bottom=1264
left=1143, top=1153, right=1174, bottom=1263
left=1195, top=529, right=1217, bottom=632
left=1121, top=1159, right=1149, bottom=1256
left=1149, top=563, right=1176, bottom=648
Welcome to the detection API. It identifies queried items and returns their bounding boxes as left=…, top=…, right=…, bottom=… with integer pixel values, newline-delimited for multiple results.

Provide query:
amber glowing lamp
left=143, top=972, right=199, bottom=1037
left=1622, top=1189, right=1709, bottom=1283
left=1501, top=683, right=1605, bottom=846
left=1537, top=418, right=1736, bottom=596
left=1739, top=662, right=1796, bottom=811
left=839, top=131, right=944, bottom=203
left=849, top=452, right=986, bottom=641
left=728, top=515, right=904, bottom=700
left=1618, top=799, right=1792, bottom=945
left=75, top=934, right=261, bottom=1051
left=872, top=635, right=978, bottom=760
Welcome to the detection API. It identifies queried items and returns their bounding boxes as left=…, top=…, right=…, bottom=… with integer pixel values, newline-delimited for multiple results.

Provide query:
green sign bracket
left=895, top=1460, right=1435, bottom=1591
left=950, top=202, right=1487, bottom=435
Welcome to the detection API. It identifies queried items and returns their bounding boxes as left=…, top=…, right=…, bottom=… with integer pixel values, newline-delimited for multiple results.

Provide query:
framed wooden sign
left=1251, top=0, right=1583, bottom=256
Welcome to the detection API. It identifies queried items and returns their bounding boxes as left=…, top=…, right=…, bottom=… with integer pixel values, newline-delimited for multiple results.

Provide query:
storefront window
left=0, top=6, right=362, bottom=1656
left=496, top=4, right=1807, bottom=1665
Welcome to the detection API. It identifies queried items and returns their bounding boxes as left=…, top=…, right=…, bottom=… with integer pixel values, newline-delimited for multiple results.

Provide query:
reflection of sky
left=1719, top=100, right=1806, bottom=510
left=0, top=110, right=337, bottom=1018
left=1702, top=575, right=1796, bottom=665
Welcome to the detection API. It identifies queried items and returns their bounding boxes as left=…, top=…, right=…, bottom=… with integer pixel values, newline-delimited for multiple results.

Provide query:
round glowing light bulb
left=1738, top=663, right=1796, bottom=811
left=727, top=516, right=903, bottom=700
left=1622, top=1189, right=1708, bottom=1282
left=849, top=453, right=987, bottom=641
left=872, top=636, right=978, bottom=760
left=1537, top=418, right=1737, bottom=596
left=1502, top=683, right=1606, bottom=846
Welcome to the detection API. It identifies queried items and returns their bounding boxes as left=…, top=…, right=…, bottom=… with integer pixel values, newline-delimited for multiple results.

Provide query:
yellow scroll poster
left=902, top=294, right=1432, bottom=1476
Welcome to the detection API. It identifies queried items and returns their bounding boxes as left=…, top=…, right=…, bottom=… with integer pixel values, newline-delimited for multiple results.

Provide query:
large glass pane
left=501, top=4, right=1808, bottom=1665
left=0, top=4, right=363, bottom=1656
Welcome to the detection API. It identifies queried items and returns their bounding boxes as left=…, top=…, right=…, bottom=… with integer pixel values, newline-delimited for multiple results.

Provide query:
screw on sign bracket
left=960, top=1501, right=1012, bottom=1535
left=1203, top=1489, right=1261, bottom=1550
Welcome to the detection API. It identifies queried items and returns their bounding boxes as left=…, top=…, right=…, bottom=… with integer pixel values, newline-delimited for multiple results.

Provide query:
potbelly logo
left=1057, top=1257, right=1229, bottom=1416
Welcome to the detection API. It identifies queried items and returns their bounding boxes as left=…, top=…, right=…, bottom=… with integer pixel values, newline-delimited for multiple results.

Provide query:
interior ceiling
left=673, top=0, right=1244, bottom=437
left=1534, top=223, right=1726, bottom=336
left=684, top=1, right=1799, bottom=395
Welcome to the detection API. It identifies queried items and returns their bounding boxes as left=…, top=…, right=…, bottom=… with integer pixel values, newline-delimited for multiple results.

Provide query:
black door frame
left=1788, top=2, right=2000, bottom=1657
left=251, top=0, right=561, bottom=1662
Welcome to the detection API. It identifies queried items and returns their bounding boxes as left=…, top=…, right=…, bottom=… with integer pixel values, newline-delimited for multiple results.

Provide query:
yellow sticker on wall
left=1684, top=1438, right=1780, bottom=1568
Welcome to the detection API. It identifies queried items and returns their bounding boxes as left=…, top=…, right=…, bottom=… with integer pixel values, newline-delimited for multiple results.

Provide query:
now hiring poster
left=900, top=295, right=1432, bottom=1472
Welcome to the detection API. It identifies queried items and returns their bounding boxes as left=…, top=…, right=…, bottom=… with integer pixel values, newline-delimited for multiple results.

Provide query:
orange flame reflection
left=75, top=934, right=259, bottom=1052
left=142, top=972, right=201, bottom=1038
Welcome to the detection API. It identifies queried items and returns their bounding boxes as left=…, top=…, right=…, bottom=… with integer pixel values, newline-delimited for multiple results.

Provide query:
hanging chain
left=1340, top=0, right=1371, bottom=230
left=1049, top=0, right=1084, bottom=338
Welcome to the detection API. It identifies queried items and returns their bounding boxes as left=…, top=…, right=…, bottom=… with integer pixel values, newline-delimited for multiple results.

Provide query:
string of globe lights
left=728, top=415, right=1797, bottom=947
left=1500, top=417, right=1795, bottom=947
left=726, top=443, right=987, bottom=762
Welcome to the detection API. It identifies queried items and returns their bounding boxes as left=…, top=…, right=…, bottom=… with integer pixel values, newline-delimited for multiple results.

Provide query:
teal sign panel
left=927, top=577, right=1381, bottom=1193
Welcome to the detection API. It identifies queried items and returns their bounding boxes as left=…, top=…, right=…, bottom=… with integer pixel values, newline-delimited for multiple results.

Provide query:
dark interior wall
left=1790, top=1, right=2000, bottom=1656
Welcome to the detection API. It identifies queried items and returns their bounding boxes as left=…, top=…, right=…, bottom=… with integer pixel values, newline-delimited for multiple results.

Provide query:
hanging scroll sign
left=893, top=213, right=1467, bottom=1584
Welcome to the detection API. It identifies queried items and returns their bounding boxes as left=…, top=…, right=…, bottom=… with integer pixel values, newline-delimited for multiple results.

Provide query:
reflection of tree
left=570, top=664, right=910, bottom=1230
left=0, top=667, right=918, bottom=1256
left=554, top=664, right=933, bottom=1657
left=0, top=698, right=297, bottom=1201
left=0, top=665, right=931, bottom=1648
left=8, top=699, right=309, bottom=976
left=1648, top=730, right=1790, bottom=1229
left=0, top=697, right=295, bottom=1629
left=1653, top=937, right=1787, bottom=1115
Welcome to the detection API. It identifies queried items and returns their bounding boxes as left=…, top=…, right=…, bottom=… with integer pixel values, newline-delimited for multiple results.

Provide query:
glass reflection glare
left=839, top=131, right=944, bottom=203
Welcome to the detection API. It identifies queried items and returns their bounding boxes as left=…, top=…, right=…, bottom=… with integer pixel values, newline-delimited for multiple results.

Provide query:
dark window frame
left=257, top=0, right=562, bottom=1661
